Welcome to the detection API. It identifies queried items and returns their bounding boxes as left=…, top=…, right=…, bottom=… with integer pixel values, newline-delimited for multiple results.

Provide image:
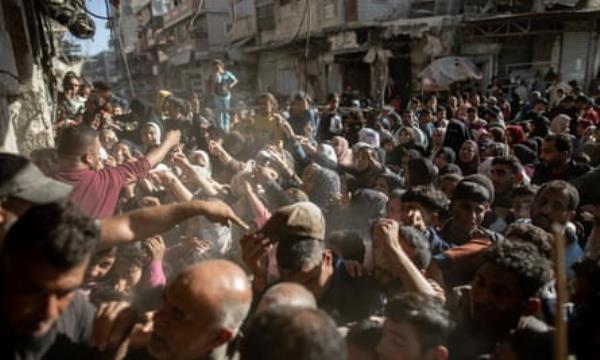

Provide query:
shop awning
left=418, top=56, right=482, bottom=91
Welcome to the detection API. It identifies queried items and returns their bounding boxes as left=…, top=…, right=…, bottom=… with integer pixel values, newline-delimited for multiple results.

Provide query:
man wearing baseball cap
left=0, top=153, right=73, bottom=240
left=241, top=202, right=383, bottom=325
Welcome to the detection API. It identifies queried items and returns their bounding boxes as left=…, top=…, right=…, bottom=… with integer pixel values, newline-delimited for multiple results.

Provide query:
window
left=235, top=0, right=254, bottom=17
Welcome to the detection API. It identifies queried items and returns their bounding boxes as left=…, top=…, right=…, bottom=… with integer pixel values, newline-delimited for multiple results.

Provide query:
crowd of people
left=2, top=63, right=600, bottom=360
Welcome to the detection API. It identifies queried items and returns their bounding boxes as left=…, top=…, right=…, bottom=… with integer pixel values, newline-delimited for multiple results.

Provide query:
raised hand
left=240, top=232, right=271, bottom=282
left=196, top=200, right=249, bottom=230
left=91, top=301, right=138, bottom=352
left=373, top=218, right=403, bottom=255
left=144, top=236, right=166, bottom=261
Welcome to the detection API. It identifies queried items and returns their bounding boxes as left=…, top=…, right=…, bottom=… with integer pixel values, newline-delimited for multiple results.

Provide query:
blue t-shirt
left=214, top=71, right=237, bottom=99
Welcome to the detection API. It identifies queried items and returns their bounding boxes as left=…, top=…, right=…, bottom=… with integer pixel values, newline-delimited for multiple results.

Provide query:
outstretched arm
left=145, top=130, right=181, bottom=168
left=98, top=200, right=248, bottom=250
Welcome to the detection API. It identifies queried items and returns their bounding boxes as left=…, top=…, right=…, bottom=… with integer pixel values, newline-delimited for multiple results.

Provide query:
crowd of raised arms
left=2, top=61, right=600, bottom=360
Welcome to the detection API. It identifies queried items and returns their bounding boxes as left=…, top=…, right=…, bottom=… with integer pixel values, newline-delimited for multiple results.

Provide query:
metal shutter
left=560, top=32, right=591, bottom=85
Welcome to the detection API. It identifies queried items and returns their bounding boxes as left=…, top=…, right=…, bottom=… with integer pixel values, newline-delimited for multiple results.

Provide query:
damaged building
left=227, top=0, right=600, bottom=104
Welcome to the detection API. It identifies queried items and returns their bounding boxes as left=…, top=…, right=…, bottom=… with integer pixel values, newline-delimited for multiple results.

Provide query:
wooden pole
left=552, top=223, right=568, bottom=360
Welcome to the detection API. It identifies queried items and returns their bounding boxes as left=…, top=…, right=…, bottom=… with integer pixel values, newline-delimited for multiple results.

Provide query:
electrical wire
left=104, top=0, right=135, bottom=97
left=188, top=0, right=206, bottom=31
left=289, top=0, right=310, bottom=44
left=76, top=0, right=113, bottom=20
left=225, top=0, right=236, bottom=38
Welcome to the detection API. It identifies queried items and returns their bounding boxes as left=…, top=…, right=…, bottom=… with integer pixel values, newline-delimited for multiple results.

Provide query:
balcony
left=163, top=0, right=193, bottom=29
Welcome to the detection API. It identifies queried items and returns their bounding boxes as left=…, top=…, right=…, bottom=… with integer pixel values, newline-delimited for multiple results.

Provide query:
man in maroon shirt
left=0, top=152, right=249, bottom=249
left=53, top=125, right=181, bottom=218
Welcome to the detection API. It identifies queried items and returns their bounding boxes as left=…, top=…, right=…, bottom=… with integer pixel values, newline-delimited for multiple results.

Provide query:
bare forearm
left=389, top=250, right=437, bottom=297
left=165, top=176, right=193, bottom=202
left=182, top=167, right=219, bottom=197
left=99, top=200, right=213, bottom=249
left=145, top=142, right=174, bottom=168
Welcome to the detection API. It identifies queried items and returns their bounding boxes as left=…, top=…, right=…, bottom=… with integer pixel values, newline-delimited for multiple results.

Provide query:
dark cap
left=452, top=179, right=491, bottom=204
left=261, top=202, right=325, bottom=241
left=0, top=153, right=72, bottom=204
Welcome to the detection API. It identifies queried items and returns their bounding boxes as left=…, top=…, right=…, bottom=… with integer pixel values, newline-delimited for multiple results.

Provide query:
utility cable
left=77, top=0, right=113, bottom=20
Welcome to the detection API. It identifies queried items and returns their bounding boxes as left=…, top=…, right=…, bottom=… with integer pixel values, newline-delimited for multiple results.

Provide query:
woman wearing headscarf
left=505, top=125, right=526, bottom=146
left=317, top=143, right=338, bottom=164
left=189, top=150, right=212, bottom=178
left=550, top=114, right=571, bottom=134
left=301, top=162, right=341, bottom=214
left=397, top=127, right=417, bottom=148
left=456, top=140, right=480, bottom=176
left=358, top=127, right=381, bottom=148
left=427, top=127, right=446, bottom=158
left=331, top=136, right=353, bottom=167
left=140, top=122, right=162, bottom=152
left=346, top=144, right=385, bottom=191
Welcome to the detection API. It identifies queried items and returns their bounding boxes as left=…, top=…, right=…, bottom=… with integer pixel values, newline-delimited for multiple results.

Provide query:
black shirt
left=531, top=160, right=590, bottom=185
left=0, top=292, right=96, bottom=360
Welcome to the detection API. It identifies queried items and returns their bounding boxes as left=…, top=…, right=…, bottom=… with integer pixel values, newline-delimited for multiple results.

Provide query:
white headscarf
left=358, top=128, right=380, bottom=148
left=141, top=122, right=162, bottom=146
left=550, top=114, right=571, bottom=134
left=318, top=144, right=338, bottom=164
left=190, top=150, right=212, bottom=178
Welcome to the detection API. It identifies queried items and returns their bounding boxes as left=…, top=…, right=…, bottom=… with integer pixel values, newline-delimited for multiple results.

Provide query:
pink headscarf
left=332, top=136, right=353, bottom=166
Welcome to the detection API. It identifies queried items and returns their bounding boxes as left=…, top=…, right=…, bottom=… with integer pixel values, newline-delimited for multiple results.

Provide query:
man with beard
left=490, top=156, right=524, bottom=208
left=435, top=178, right=503, bottom=287
left=488, top=156, right=526, bottom=233
left=447, top=241, right=554, bottom=360
left=242, top=202, right=383, bottom=324
left=0, top=202, right=99, bottom=359
left=532, top=133, right=589, bottom=184
left=125, top=260, right=252, bottom=360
